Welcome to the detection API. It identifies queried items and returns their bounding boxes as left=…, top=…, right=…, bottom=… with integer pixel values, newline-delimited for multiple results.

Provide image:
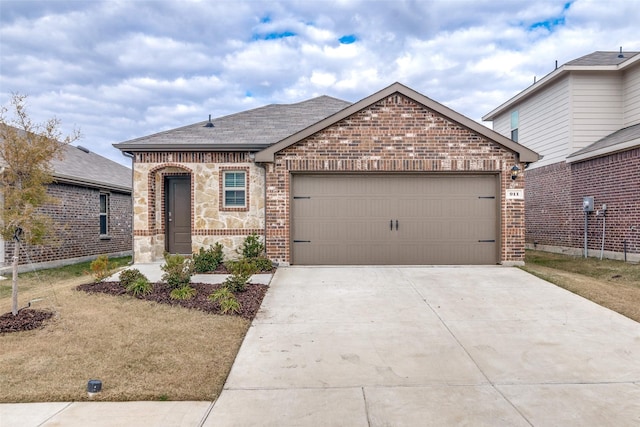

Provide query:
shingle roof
left=51, top=144, right=132, bottom=192
left=114, top=95, right=352, bottom=151
left=565, top=51, right=640, bottom=66
left=567, top=123, right=640, bottom=162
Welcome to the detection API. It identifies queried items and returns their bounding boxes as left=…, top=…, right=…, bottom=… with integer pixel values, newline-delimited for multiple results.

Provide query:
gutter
left=113, top=143, right=272, bottom=153
left=52, top=173, right=131, bottom=193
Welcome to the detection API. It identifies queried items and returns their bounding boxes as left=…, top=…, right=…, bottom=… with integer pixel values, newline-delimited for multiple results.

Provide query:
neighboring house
left=115, top=82, right=539, bottom=266
left=483, top=50, right=640, bottom=262
left=1, top=128, right=133, bottom=272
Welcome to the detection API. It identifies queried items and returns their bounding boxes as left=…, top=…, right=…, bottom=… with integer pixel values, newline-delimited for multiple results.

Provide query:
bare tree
left=0, top=94, right=80, bottom=315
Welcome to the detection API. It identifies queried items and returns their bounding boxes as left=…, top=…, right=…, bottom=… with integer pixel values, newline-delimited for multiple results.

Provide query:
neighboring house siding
left=131, top=152, right=265, bottom=263
left=265, top=94, right=526, bottom=264
left=570, top=72, right=623, bottom=152
left=623, top=65, right=640, bottom=126
left=5, top=183, right=132, bottom=267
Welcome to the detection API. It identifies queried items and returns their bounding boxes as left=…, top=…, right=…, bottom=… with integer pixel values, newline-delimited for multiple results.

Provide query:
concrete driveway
left=207, top=266, right=640, bottom=426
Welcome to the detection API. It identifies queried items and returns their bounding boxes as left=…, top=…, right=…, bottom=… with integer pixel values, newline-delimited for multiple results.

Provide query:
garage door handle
left=396, top=220, right=399, bottom=231
left=390, top=220, right=393, bottom=231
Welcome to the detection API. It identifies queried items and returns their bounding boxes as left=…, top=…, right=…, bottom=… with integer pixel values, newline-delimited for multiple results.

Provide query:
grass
left=0, top=257, right=250, bottom=402
left=522, top=250, right=640, bottom=322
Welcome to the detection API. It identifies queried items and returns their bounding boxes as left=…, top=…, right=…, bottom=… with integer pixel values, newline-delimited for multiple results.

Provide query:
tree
left=0, top=94, right=80, bottom=315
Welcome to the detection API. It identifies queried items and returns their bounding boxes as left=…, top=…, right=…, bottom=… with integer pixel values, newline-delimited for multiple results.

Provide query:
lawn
left=522, top=250, right=640, bottom=322
left=0, top=258, right=250, bottom=402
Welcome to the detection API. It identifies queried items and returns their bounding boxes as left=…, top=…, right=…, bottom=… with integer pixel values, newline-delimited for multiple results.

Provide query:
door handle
left=390, top=220, right=393, bottom=231
left=396, top=220, right=399, bottom=231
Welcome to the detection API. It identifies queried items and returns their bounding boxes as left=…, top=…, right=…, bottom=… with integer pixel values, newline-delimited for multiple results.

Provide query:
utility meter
left=583, top=196, right=594, bottom=212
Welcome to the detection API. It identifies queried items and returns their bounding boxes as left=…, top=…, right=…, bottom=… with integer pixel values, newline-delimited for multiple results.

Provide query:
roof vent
left=618, top=46, right=624, bottom=58
left=77, top=145, right=90, bottom=153
left=205, top=114, right=214, bottom=128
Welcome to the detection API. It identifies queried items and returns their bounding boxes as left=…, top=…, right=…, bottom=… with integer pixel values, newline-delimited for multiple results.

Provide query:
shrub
left=119, top=269, right=148, bottom=288
left=238, top=234, right=265, bottom=259
left=223, top=258, right=257, bottom=292
left=209, top=287, right=240, bottom=314
left=252, top=256, right=273, bottom=272
left=90, top=255, right=116, bottom=283
left=193, top=243, right=224, bottom=273
left=170, top=285, right=196, bottom=300
left=127, top=277, right=153, bottom=297
left=160, top=253, right=194, bottom=288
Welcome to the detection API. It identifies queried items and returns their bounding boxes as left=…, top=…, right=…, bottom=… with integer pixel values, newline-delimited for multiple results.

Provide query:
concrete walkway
left=2, top=266, right=640, bottom=426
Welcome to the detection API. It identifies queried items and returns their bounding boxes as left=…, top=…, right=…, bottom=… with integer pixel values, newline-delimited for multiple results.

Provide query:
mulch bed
left=0, top=309, right=55, bottom=334
left=76, top=281, right=268, bottom=321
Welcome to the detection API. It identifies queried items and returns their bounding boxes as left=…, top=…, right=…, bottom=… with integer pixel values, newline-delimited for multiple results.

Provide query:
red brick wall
left=4, top=183, right=132, bottom=266
left=265, top=93, right=525, bottom=264
left=525, top=148, right=640, bottom=257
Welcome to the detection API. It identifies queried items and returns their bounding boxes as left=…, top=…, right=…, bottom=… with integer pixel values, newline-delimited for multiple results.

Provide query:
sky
left=1, top=0, right=640, bottom=167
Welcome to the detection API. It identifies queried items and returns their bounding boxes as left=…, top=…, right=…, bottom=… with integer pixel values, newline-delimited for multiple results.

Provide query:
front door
left=165, top=176, right=191, bottom=254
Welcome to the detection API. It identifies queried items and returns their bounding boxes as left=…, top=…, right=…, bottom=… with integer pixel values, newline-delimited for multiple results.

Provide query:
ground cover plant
left=522, top=250, right=640, bottom=322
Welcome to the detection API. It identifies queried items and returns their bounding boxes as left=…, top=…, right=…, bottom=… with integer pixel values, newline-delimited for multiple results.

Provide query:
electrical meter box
left=583, top=196, right=594, bottom=212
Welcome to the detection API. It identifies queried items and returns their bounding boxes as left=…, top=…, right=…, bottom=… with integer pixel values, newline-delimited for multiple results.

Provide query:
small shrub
left=223, top=258, right=258, bottom=292
left=119, top=269, right=148, bottom=288
left=161, top=253, right=194, bottom=288
left=193, top=243, right=224, bottom=273
left=209, top=287, right=240, bottom=314
left=170, top=285, right=196, bottom=300
left=90, top=255, right=116, bottom=283
left=127, top=277, right=153, bottom=297
left=238, top=234, right=265, bottom=259
left=252, top=256, right=273, bottom=272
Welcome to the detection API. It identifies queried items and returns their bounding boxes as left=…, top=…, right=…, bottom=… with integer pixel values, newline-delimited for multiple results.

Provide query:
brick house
left=115, top=83, right=539, bottom=266
left=483, top=51, right=640, bottom=262
left=1, top=133, right=133, bottom=272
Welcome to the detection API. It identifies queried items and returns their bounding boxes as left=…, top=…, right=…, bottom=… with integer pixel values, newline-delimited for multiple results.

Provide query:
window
left=223, top=171, right=246, bottom=208
left=510, top=110, right=519, bottom=142
left=99, top=193, right=109, bottom=235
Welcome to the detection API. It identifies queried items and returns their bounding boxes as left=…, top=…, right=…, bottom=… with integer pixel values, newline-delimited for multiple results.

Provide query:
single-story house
left=483, top=50, right=640, bottom=262
left=1, top=127, right=133, bottom=273
left=115, top=82, right=539, bottom=266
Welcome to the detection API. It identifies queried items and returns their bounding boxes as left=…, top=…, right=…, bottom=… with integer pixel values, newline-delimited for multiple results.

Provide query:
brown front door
left=165, top=176, right=191, bottom=254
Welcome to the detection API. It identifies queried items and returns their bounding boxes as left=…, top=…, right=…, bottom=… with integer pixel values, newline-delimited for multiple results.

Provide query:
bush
left=193, top=243, right=224, bottom=273
left=209, top=287, right=240, bottom=314
left=223, top=258, right=258, bottom=292
left=238, top=234, right=265, bottom=259
left=119, top=269, right=148, bottom=288
left=160, top=253, right=194, bottom=288
left=90, top=255, right=116, bottom=283
left=252, top=256, right=273, bottom=272
left=127, top=277, right=153, bottom=297
left=170, top=285, right=196, bottom=300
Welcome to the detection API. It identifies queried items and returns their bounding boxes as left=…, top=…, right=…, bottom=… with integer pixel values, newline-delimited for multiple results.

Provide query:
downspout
left=122, top=151, right=135, bottom=264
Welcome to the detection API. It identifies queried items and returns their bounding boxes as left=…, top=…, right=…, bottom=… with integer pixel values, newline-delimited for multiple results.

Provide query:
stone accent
left=265, top=93, right=526, bottom=264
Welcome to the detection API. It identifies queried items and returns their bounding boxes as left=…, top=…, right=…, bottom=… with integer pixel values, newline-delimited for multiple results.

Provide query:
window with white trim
left=223, top=171, right=246, bottom=208
left=99, top=193, right=109, bottom=235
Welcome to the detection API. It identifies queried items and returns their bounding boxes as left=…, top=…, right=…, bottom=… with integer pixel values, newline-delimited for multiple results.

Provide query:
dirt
left=1, top=280, right=268, bottom=334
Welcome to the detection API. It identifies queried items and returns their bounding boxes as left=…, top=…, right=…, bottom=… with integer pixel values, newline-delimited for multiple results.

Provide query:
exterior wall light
left=510, top=165, right=520, bottom=180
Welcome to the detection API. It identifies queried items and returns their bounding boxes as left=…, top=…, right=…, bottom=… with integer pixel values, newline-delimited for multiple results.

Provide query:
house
left=1, top=128, right=133, bottom=272
left=483, top=50, right=640, bottom=262
left=115, top=82, right=539, bottom=266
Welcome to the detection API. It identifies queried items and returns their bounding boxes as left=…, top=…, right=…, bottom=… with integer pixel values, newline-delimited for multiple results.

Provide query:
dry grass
left=522, top=250, right=640, bottom=322
left=0, top=267, right=250, bottom=402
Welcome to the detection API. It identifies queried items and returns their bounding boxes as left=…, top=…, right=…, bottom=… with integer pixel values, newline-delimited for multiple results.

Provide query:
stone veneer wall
left=3, top=183, right=132, bottom=268
left=264, top=93, right=526, bottom=265
left=131, top=152, right=265, bottom=262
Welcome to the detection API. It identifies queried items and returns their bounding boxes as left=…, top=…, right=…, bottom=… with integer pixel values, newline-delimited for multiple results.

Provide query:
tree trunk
left=12, top=243, right=19, bottom=316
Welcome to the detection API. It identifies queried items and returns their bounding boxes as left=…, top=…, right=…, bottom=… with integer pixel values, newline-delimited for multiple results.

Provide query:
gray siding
left=623, top=65, right=640, bottom=126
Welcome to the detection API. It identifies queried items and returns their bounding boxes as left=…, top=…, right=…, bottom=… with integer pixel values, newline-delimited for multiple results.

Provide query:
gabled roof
left=567, top=123, right=640, bottom=163
left=256, top=82, right=540, bottom=163
left=1, top=125, right=131, bottom=193
left=483, top=50, right=640, bottom=121
left=114, top=96, right=351, bottom=152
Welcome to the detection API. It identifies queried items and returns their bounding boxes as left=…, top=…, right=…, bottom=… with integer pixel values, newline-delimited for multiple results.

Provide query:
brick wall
left=525, top=148, right=640, bottom=258
left=3, top=183, right=132, bottom=267
left=265, top=93, right=525, bottom=264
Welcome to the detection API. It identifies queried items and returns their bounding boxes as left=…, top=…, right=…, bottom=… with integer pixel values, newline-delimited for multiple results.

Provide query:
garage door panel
left=292, top=174, right=498, bottom=265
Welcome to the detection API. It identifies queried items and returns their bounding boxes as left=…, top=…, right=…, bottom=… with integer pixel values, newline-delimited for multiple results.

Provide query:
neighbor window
left=99, top=193, right=109, bottom=235
left=510, top=110, right=519, bottom=142
left=223, top=171, right=246, bottom=208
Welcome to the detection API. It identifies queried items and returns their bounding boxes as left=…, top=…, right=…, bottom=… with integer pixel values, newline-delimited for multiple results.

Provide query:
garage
left=291, top=174, right=498, bottom=265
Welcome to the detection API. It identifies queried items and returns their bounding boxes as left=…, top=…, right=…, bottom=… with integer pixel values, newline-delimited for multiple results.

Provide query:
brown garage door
left=291, top=174, right=498, bottom=265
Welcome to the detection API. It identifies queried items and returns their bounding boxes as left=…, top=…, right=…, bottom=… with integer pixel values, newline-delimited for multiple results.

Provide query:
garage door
left=291, top=174, right=498, bottom=265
